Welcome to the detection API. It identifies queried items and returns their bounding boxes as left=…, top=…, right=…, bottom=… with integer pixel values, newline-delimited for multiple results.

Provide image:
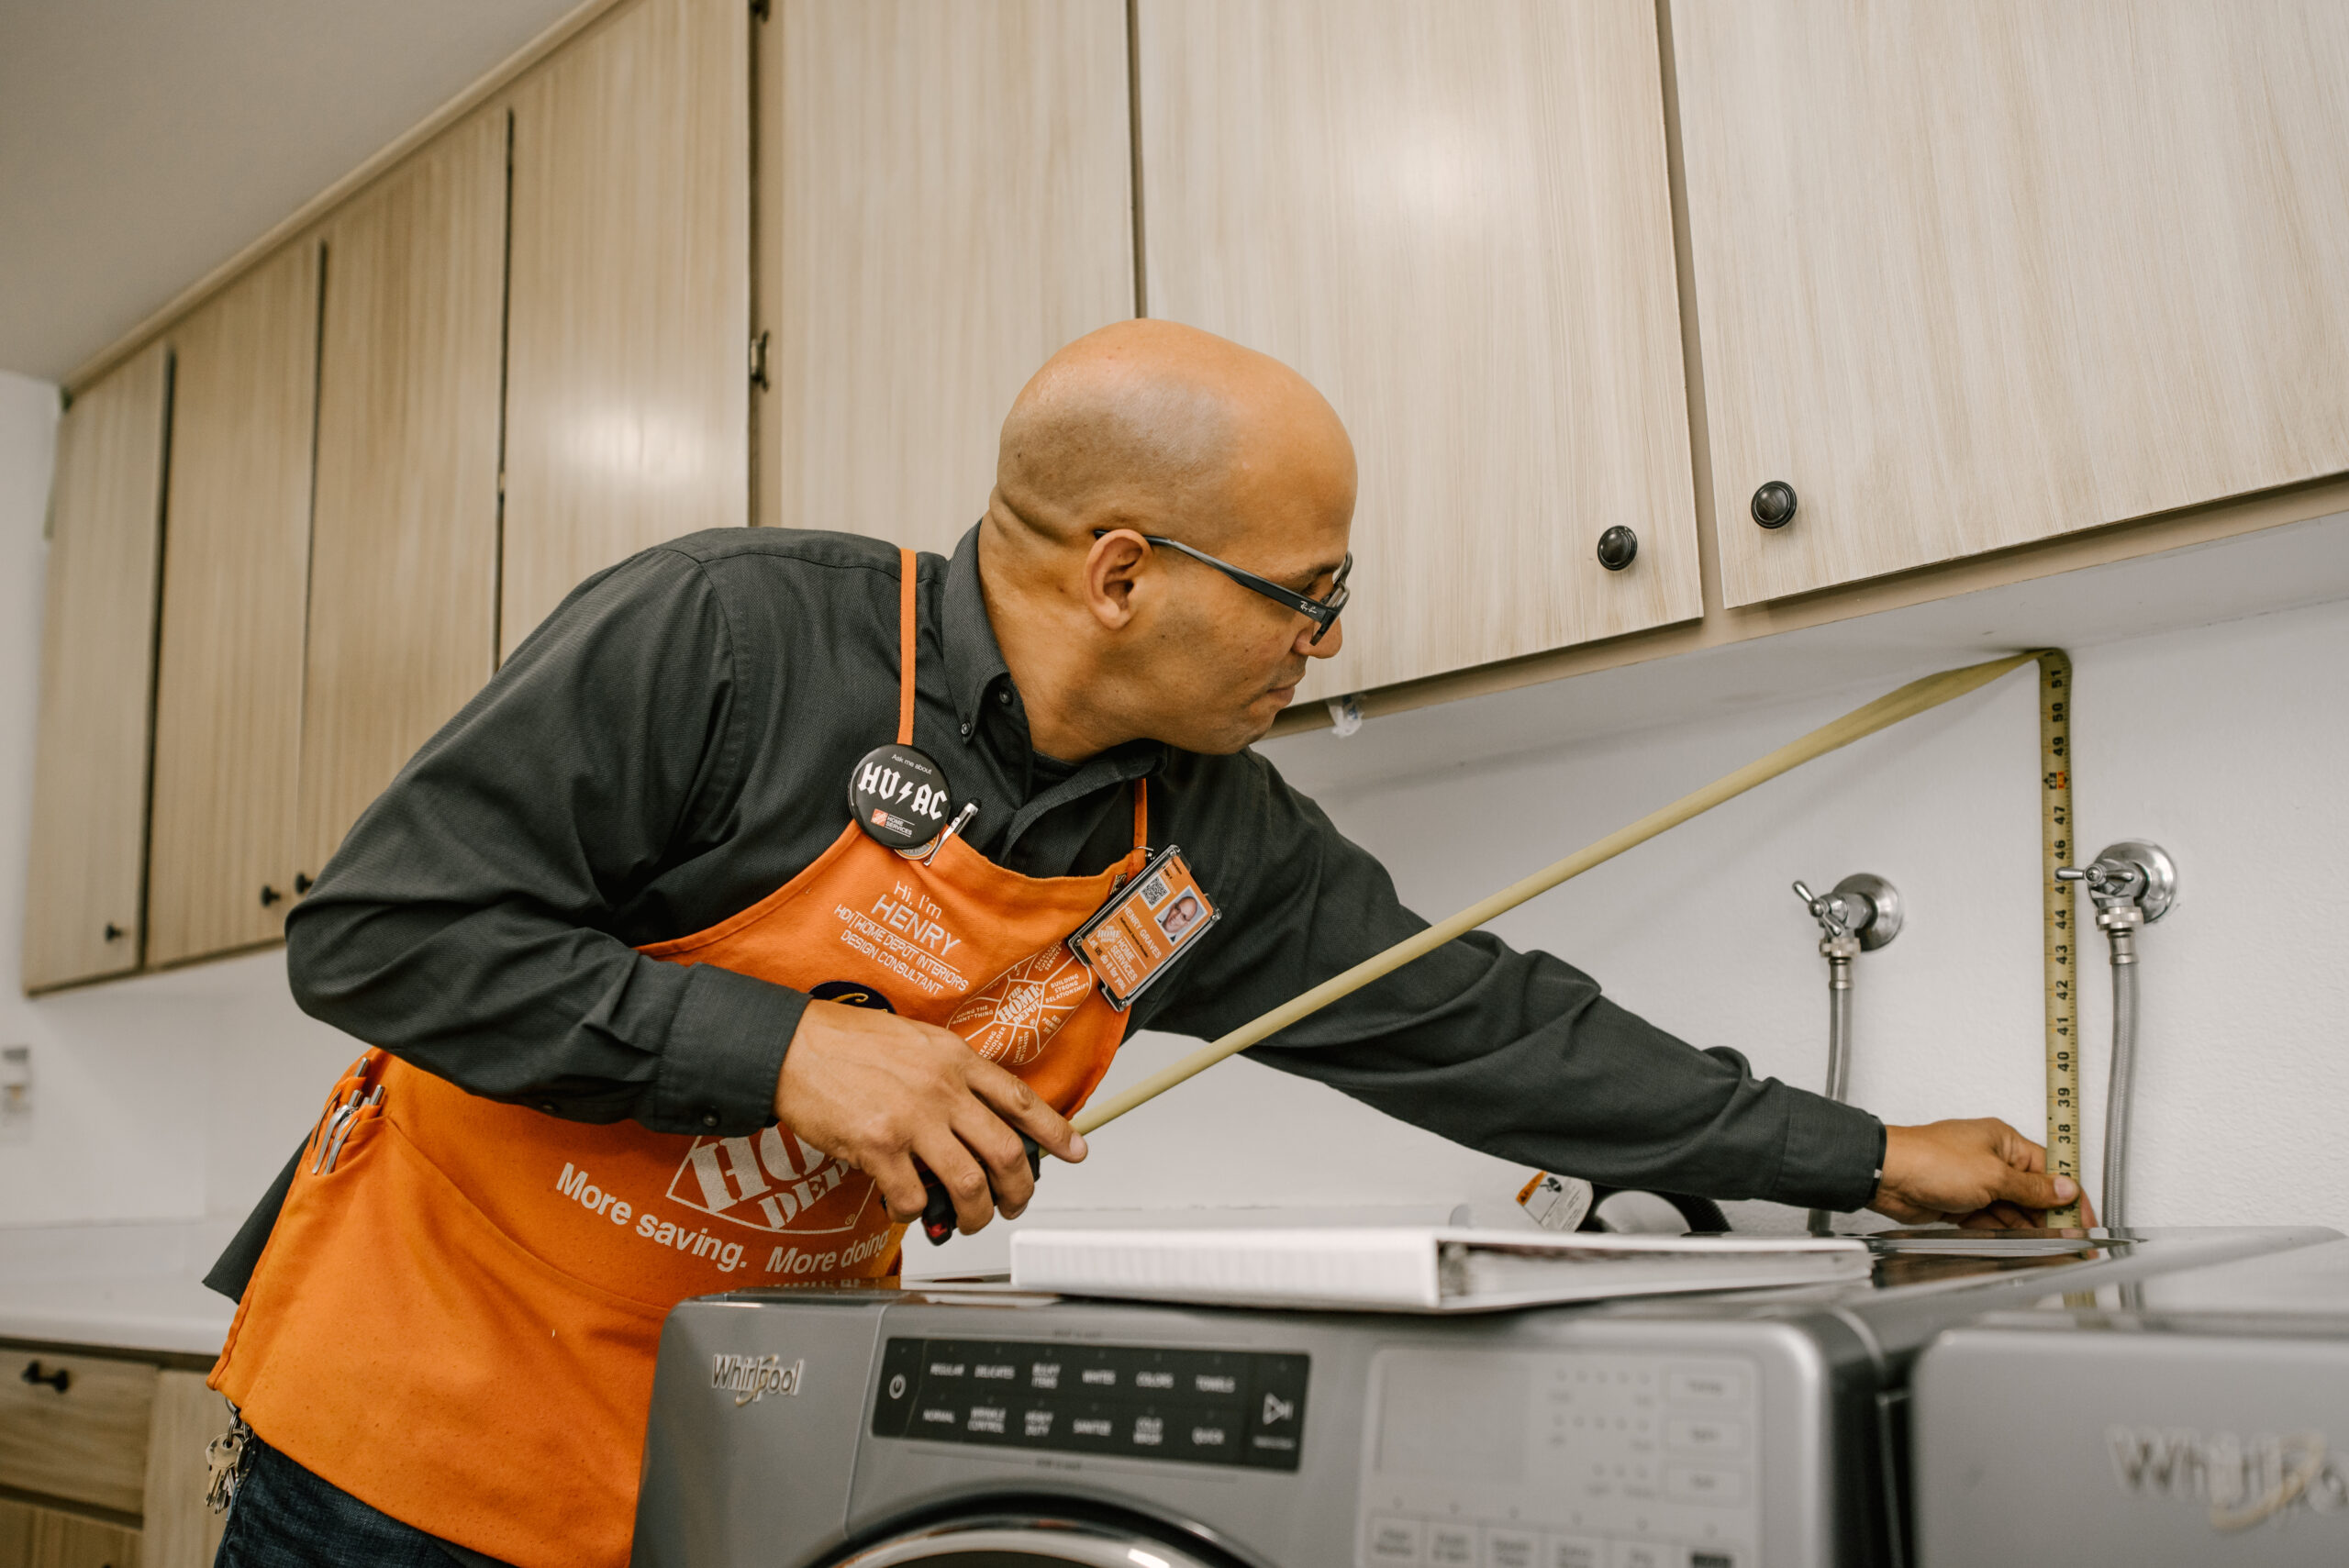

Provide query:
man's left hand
left=1870, top=1118, right=2095, bottom=1229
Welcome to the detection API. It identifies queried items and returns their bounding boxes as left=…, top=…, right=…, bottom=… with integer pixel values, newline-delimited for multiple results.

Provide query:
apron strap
left=1132, top=779, right=1149, bottom=849
left=896, top=548, right=918, bottom=747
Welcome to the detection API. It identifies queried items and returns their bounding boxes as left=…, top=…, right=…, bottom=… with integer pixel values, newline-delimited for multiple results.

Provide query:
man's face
left=1123, top=495, right=1353, bottom=754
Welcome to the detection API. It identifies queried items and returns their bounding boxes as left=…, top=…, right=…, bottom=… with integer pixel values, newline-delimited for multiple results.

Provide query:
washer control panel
left=869, top=1337, right=1308, bottom=1471
left=1358, top=1347, right=1759, bottom=1568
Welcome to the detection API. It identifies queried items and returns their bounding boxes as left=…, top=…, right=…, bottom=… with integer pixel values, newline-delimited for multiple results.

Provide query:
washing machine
left=629, top=1227, right=2335, bottom=1568
left=1912, top=1234, right=2349, bottom=1566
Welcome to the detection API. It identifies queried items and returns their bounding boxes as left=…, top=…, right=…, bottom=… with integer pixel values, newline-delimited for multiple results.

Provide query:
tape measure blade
left=2038, top=651, right=2085, bottom=1227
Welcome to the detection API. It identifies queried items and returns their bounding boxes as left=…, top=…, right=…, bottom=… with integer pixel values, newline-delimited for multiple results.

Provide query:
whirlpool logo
left=713, top=1353, right=805, bottom=1407
left=2108, top=1425, right=2345, bottom=1529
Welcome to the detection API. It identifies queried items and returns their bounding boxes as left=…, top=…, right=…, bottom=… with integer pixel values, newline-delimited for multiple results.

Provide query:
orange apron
left=211, top=550, right=1151, bottom=1568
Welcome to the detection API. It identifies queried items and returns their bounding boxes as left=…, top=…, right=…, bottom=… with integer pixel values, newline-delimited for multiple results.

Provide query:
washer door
left=831, top=1511, right=1238, bottom=1568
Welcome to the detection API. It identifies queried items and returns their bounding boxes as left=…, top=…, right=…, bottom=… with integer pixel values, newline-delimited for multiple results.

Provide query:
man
left=206, top=321, right=2078, bottom=1568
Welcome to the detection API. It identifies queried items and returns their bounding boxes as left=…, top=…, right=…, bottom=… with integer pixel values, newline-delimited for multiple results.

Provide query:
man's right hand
left=773, top=999, right=1087, bottom=1236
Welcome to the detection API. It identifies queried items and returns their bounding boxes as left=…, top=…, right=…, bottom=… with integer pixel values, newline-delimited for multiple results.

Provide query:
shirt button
left=996, top=689, right=1013, bottom=707
left=700, top=1111, right=720, bottom=1129
left=959, top=722, right=972, bottom=738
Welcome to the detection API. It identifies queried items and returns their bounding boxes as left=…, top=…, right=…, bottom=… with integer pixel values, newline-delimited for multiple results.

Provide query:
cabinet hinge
left=750, top=329, right=771, bottom=391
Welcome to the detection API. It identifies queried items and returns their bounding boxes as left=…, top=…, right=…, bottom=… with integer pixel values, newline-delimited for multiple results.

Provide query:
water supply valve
left=1792, top=873, right=1901, bottom=962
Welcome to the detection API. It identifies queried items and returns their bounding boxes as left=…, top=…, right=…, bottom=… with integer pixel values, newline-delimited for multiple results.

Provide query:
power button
left=870, top=1338, right=926, bottom=1438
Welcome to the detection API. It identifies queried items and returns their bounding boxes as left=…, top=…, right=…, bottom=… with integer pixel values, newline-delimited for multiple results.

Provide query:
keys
left=205, top=1409, right=253, bottom=1514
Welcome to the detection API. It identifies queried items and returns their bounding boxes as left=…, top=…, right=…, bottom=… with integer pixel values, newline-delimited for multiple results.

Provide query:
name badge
left=1067, top=845, right=1219, bottom=1011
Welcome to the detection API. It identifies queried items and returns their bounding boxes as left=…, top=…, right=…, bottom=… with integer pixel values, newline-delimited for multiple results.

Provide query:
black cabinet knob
left=294, top=873, right=314, bottom=895
left=260, top=884, right=284, bottom=908
left=1596, top=525, right=1639, bottom=572
left=21, top=1360, right=70, bottom=1394
left=1751, top=481, right=1798, bottom=529
left=103, top=922, right=124, bottom=941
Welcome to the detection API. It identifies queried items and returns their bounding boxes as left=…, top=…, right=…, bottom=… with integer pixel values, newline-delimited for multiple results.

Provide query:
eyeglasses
left=1094, top=530, right=1352, bottom=645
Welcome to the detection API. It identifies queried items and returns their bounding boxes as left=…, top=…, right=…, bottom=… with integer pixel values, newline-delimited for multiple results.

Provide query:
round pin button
left=848, top=742, right=953, bottom=851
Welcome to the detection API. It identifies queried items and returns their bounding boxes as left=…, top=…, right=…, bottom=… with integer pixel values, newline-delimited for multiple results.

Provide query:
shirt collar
left=942, top=522, right=1012, bottom=740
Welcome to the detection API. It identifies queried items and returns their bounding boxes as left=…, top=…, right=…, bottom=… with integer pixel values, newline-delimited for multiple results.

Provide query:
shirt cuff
left=644, top=962, right=807, bottom=1136
left=1774, top=1092, right=1887, bottom=1213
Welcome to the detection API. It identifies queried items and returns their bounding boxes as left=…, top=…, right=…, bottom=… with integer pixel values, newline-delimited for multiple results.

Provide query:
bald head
left=977, top=321, right=1357, bottom=759
left=990, top=319, right=1354, bottom=555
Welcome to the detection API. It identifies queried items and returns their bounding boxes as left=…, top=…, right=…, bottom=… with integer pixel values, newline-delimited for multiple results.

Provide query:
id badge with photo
left=1066, top=845, right=1220, bottom=1011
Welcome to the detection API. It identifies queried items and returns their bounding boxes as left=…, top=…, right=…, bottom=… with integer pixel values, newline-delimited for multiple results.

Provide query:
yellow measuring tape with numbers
left=2037, top=652, right=2086, bottom=1226
left=1076, top=651, right=2078, bottom=1178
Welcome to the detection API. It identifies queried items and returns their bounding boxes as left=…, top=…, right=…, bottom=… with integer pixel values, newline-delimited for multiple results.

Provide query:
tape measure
left=2037, top=651, right=2085, bottom=1227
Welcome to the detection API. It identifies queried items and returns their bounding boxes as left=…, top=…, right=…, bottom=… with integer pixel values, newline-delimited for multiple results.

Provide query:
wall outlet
left=0, top=1045, right=29, bottom=1143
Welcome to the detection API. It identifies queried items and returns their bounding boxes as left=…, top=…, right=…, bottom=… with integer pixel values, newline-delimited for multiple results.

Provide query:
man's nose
left=1299, top=616, right=1342, bottom=658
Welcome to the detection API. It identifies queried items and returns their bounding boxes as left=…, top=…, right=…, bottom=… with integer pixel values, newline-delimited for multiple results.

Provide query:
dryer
left=630, top=1227, right=2333, bottom=1568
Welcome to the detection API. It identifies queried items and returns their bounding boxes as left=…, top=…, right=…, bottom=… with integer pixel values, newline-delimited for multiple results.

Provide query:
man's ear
left=1084, top=528, right=1152, bottom=631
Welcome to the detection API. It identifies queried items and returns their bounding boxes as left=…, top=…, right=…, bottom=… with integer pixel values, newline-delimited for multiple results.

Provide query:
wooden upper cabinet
left=147, top=243, right=319, bottom=967
left=761, top=0, right=1134, bottom=553
left=501, top=0, right=751, bottom=660
left=1676, top=0, right=2349, bottom=607
left=23, top=344, right=171, bottom=991
left=298, top=109, right=507, bottom=882
left=1137, top=0, right=1699, bottom=700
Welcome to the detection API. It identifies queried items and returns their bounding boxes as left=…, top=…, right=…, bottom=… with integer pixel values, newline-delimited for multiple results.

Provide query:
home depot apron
left=211, top=550, right=1152, bottom=1568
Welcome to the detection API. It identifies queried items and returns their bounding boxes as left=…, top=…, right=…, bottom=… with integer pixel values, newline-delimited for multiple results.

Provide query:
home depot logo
left=949, top=946, right=1092, bottom=1064
left=667, top=1126, right=872, bottom=1236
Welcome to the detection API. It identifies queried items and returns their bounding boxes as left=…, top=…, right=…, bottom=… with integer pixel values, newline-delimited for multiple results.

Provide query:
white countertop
left=0, top=1218, right=241, bottom=1357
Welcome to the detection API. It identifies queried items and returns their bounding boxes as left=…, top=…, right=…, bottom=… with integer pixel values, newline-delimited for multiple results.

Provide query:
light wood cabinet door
left=1137, top=0, right=1700, bottom=700
left=502, top=0, right=751, bottom=660
left=760, top=0, right=1134, bottom=553
left=0, top=1500, right=141, bottom=1568
left=1677, top=0, right=2349, bottom=606
left=23, top=343, right=170, bottom=991
left=298, top=110, right=507, bottom=881
left=147, top=242, right=319, bottom=967
left=0, top=1350, right=156, bottom=1516
left=139, top=1372, right=231, bottom=1568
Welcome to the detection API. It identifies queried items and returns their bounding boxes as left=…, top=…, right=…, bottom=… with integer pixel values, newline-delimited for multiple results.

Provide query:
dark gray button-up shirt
left=230, top=525, right=1881, bottom=1285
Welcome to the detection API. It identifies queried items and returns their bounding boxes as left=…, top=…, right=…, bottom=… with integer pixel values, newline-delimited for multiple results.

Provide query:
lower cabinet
left=0, top=1501, right=141, bottom=1568
left=0, top=1351, right=231, bottom=1568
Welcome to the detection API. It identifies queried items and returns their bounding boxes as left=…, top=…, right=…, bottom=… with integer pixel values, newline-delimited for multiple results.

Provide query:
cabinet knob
left=1596, top=526, right=1639, bottom=572
left=103, top=922, right=124, bottom=942
left=260, top=884, right=284, bottom=908
left=294, top=873, right=314, bottom=895
left=1751, top=481, right=1798, bottom=529
left=21, top=1360, right=71, bottom=1394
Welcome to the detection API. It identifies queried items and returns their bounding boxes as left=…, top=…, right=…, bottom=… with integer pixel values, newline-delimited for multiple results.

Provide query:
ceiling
left=0, top=0, right=581, bottom=384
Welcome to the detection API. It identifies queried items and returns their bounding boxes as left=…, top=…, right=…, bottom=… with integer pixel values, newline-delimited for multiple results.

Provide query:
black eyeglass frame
left=1093, top=530, right=1353, bottom=644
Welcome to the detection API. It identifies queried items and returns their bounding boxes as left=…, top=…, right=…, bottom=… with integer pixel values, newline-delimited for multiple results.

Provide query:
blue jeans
left=216, top=1437, right=505, bottom=1568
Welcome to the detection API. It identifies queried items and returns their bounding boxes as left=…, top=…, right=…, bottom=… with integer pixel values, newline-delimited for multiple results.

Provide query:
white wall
left=6, top=368, right=2346, bottom=1254
left=0, top=371, right=352, bottom=1229
left=924, top=582, right=2349, bottom=1271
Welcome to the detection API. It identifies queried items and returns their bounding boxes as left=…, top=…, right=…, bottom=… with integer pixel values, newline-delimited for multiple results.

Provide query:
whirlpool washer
left=629, top=1228, right=2335, bottom=1568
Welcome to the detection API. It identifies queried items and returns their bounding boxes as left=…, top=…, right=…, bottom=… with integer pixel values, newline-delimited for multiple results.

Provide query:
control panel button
left=1364, top=1515, right=1424, bottom=1565
left=1543, top=1537, right=1605, bottom=1568
left=1426, top=1523, right=1477, bottom=1565
left=1664, top=1366, right=1748, bottom=1406
left=869, top=1338, right=925, bottom=1437
left=1687, top=1551, right=1738, bottom=1568
left=1482, top=1526, right=1539, bottom=1567
left=1667, top=1465, right=1748, bottom=1507
left=1607, top=1543, right=1675, bottom=1568
left=1244, top=1352, right=1310, bottom=1469
left=1664, top=1418, right=1744, bottom=1454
